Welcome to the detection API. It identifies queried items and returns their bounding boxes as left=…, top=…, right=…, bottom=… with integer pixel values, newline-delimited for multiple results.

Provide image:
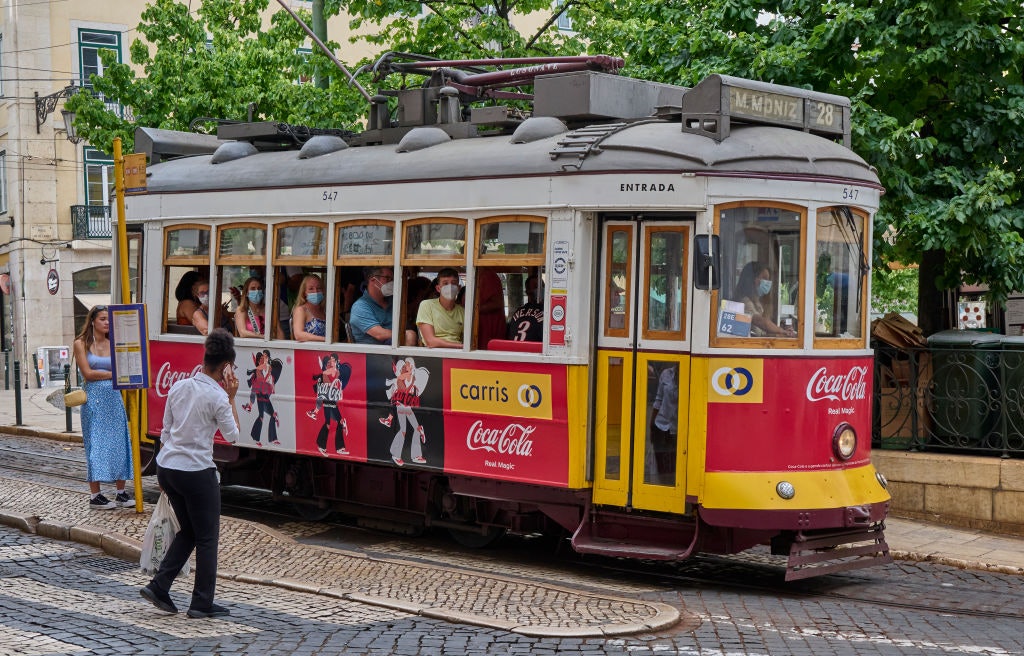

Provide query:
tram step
left=570, top=514, right=697, bottom=561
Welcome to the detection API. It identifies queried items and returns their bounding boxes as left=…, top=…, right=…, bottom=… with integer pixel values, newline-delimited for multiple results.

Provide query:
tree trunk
left=917, top=249, right=951, bottom=336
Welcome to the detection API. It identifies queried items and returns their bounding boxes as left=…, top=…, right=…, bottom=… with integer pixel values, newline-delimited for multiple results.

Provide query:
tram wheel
left=291, top=502, right=332, bottom=521
left=447, top=526, right=506, bottom=549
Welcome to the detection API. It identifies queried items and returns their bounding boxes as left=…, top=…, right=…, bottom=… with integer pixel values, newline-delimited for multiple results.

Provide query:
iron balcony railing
left=873, top=342, right=1024, bottom=457
left=71, top=205, right=112, bottom=239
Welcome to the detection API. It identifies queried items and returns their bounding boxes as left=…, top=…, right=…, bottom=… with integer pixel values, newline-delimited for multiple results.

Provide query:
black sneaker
left=141, top=585, right=178, bottom=613
left=89, top=494, right=116, bottom=510
left=115, top=491, right=134, bottom=507
left=187, top=603, right=230, bottom=619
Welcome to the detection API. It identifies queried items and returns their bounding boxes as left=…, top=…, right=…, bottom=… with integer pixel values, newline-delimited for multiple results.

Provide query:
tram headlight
left=776, top=481, right=796, bottom=500
left=832, top=423, right=857, bottom=461
left=876, top=471, right=889, bottom=489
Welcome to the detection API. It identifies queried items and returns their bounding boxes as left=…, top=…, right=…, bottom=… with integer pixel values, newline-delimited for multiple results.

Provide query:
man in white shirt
left=141, top=329, right=240, bottom=619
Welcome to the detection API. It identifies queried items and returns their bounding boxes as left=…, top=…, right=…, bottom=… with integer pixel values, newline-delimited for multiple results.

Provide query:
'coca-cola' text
left=466, top=420, right=535, bottom=457
left=806, top=365, right=868, bottom=402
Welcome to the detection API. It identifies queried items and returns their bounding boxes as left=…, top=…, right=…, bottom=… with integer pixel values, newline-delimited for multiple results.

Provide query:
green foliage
left=872, top=267, right=919, bottom=317
left=65, top=0, right=366, bottom=154
left=69, top=0, right=1024, bottom=314
left=577, top=0, right=1024, bottom=307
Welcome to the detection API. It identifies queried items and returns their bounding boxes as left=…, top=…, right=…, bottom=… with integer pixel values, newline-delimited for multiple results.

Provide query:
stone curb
left=0, top=509, right=682, bottom=637
left=2, top=426, right=81, bottom=442
left=891, top=550, right=1024, bottom=577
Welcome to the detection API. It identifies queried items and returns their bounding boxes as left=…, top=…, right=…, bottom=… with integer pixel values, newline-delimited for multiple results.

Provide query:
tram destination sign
left=681, top=74, right=850, bottom=145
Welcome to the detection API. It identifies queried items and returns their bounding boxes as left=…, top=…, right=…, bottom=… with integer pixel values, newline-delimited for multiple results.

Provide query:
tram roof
left=142, top=121, right=880, bottom=194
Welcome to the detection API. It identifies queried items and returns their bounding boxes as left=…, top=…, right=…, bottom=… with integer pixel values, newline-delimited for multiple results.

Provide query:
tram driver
left=416, top=267, right=464, bottom=348
left=734, top=261, right=796, bottom=338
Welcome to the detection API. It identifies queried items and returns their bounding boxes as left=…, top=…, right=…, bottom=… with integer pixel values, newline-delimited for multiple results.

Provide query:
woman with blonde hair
left=72, top=305, right=133, bottom=509
left=291, top=273, right=326, bottom=342
left=234, top=277, right=283, bottom=339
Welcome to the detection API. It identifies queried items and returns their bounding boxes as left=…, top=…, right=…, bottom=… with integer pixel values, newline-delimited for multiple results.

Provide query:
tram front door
left=593, top=217, right=691, bottom=513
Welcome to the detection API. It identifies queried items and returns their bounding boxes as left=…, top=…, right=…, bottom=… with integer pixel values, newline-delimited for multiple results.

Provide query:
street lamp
left=34, top=83, right=79, bottom=134
left=60, top=109, right=83, bottom=145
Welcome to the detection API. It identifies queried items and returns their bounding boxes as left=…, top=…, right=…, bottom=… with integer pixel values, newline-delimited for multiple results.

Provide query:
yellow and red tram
left=126, top=61, right=891, bottom=579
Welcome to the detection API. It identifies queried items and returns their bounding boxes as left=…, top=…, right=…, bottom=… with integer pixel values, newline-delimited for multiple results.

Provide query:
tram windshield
left=716, top=205, right=802, bottom=341
left=814, top=207, right=868, bottom=341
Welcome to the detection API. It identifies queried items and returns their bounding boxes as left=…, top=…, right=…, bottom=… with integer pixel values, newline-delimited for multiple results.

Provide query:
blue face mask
left=758, top=279, right=773, bottom=296
left=307, top=292, right=324, bottom=305
left=247, top=289, right=264, bottom=304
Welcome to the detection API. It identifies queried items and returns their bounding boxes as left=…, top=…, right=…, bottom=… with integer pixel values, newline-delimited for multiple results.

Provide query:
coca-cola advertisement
left=148, top=342, right=205, bottom=436
left=705, top=356, right=873, bottom=472
left=442, top=360, right=569, bottom=486
left=295, top=350, right=368, bottom=460
left=364, top=354, right=445, bottom=468
left=236, top=346, right=295, bottom=451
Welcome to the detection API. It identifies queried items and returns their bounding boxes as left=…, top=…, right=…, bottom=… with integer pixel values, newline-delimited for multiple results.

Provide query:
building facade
left=0, top=0, right=567, bottom=389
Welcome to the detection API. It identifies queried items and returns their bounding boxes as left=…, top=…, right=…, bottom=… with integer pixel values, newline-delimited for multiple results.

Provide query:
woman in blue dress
left=72, top=305, right=134, bottom=509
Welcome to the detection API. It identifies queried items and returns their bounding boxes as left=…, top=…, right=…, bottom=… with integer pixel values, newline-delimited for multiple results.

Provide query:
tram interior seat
left=166, top=324, right=201, bottom=336
left=487, top=338, right=542, bottom=353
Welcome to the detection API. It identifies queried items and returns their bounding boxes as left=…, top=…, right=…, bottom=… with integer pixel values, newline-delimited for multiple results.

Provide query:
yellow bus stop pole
left=113, top=137, right=145, bottom=512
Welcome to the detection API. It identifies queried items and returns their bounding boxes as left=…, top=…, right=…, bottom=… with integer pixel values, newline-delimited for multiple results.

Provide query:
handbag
left=64, top=388, right=87, bottom=408
left=139, top=492, right=191, bottom=577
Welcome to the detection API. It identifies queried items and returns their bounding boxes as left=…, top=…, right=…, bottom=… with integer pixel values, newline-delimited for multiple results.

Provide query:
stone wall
left=872, top=451, right=1024, bottom=536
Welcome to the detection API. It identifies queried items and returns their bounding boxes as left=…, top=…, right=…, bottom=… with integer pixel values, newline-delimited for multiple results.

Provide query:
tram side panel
left=148, top=340, right=573, bottom=488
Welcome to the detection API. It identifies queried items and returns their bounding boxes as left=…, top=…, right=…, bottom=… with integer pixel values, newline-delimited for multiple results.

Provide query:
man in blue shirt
left=350, top=266, right=394, bottom=344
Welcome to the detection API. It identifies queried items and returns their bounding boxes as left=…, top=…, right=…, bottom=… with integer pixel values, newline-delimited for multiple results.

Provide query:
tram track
left=2, top=436, right=1022, bottom=624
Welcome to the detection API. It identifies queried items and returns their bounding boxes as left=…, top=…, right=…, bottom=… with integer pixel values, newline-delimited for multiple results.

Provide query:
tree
left=575, top=0, right=1024, bottom=333
left=339, top=0, right=588, bottom=60
left=66, top=0, right=366, bottom=154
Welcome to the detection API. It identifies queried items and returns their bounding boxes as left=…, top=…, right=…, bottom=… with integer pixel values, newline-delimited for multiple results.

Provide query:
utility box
left=37, top=346, right=70, bottom=388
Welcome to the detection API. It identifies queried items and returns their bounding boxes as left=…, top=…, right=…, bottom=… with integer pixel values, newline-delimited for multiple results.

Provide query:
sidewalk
left=0, top=386, right=1021, bottom=636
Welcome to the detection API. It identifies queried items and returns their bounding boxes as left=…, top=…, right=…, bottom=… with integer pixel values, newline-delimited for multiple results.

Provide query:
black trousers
left=150, top=465, right=221, bottom=611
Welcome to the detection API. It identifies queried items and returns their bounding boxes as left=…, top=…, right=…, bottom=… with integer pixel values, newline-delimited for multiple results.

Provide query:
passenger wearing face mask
left=190, top=279, right=212, bottom=336
left=735, top=261, right=796, bottom=338
left=416, top=267, right=465, bottom=348
left=234, top=277, right=284, bottom=339
left=291, top=274, right=327, bottom=343
left=350, top=266, right=395, bottom=345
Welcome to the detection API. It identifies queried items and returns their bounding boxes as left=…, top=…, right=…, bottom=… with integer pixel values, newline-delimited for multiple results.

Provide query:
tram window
left=275, top=266, right=328, bottom=342
left=217, top=224, right=269, bottom=338
left=335, top=220, right=395, bottom=344
left=715, top=205, right=802, bottom=343
left=413, top=266, right=466, bottom=349
left=644, top=361, right=679, bottom=487
left=814, top=207, right=867, bottom=342
left=401, top=219, right=468, bottom=348
left=604, top=228, right=632, bottom=336
left=162, top=225, right=210, bottom=334
left=401, top=270, right=435, bottom=346
left=273, top=222, right=329, bottom=341
left=643, top=228, right=688, bottom=341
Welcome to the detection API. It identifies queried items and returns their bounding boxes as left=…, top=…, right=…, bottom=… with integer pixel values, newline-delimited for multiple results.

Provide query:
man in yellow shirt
left=416, top=267, right=464, bottom=348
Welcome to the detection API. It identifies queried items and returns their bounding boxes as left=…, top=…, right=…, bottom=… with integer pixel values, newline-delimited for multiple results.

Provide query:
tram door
left=593, top=219, right=691, bottom=513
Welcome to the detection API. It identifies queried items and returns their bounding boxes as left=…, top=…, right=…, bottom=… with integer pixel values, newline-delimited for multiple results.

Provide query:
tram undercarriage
left=190, top=443, right=892, bottom=580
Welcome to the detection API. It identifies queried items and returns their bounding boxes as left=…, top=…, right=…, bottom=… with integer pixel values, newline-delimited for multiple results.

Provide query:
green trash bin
left=1000, top=336, right=1024, bottom=447
left=926, top=330, right=1001, bottom=446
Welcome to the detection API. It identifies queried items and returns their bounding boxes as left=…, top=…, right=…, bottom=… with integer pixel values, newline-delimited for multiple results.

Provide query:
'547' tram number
left=322, top=190, right=338, bottom=202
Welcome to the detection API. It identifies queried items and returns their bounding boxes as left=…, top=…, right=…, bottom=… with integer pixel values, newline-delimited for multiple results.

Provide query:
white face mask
left=197, top=293, right=209, bottom=305
left=379, top=281, right=394, bottom=297
left=440, top=283, right=460, bottom=300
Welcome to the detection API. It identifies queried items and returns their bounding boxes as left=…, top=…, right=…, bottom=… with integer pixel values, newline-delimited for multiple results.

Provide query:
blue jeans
left=149, top=466, right=221, bottom=611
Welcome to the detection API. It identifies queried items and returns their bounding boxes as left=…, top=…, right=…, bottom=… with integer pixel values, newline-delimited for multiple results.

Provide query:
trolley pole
left=64, top=364, right=73, bottom=433
left=4, top=351, right=9, bottom=390
left=113, top=138, right=145, bottom=513
left=13, top=360, right=22, bottom=426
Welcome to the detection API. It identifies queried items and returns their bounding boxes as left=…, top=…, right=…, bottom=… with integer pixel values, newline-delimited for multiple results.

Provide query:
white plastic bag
left=139, top=492, right=190, bottom=577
